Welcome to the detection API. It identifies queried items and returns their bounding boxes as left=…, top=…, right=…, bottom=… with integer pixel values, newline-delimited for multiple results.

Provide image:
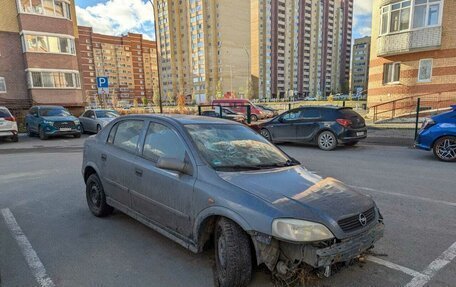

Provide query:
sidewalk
left=366, top=125, right=416, bottom=146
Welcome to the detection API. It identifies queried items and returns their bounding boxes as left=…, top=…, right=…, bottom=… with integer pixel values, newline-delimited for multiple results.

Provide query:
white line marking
left=349, top=185, right=456, bottom=207
left=404, top=242, right=456, bottom=287
left=1, top=208, right=55, bottom=287
left=366, top=256, right=423, bottom=278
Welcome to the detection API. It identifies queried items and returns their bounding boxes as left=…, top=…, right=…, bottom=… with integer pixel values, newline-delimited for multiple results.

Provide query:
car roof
left=119, top=114, right=240, bottom=125
left=33, top=105, right=65, bottom=109
left=297, top=105, right=350, bottom=110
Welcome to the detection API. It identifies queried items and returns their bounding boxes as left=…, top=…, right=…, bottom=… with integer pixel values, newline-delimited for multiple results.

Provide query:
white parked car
left=0, top=106, right=18, bottom=142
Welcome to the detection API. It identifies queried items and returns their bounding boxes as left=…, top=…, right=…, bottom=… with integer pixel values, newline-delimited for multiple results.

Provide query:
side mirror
left=157, top=157, right=193, bottom=175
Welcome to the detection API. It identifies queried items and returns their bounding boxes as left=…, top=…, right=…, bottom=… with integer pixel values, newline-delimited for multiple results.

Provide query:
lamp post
left=148, top=0, right=163, bottom=113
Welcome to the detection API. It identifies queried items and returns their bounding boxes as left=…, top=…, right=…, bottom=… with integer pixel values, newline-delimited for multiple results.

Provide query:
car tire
left=96, top=125, right=102, bottom=133
left=317, top=131, right=337, bottom=151
left=39, top=127, right=48, bottom=140
left=86, top=174, right=113, bottom=217
left=260, top=128, right=272, bottom=142
left=250, top=114, right=258, bottom=122
left=433, top=136, right=456, bottom=162
left=73, top=133, right=81, bottom=138
left=344, top=141, right=359, bottom=146
left=26, top=125, right=34, bottom=137
left=214, top=218, right=252, bottom=287
left=80, top=124, right=85, bottom=134
left=11, top=135, right=19, bottom=142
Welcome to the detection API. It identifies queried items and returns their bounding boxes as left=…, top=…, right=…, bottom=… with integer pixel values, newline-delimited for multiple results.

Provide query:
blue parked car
left=415, top=105, right=456, bottom=162
left=25, top=105, right=82, bottom=140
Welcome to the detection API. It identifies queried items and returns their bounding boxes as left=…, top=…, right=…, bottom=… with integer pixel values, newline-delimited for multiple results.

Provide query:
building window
left=418, top=59, right=433, bottom=82
left=18, top=0, right=71, bottom=19
left=23, top=34, right=75, bottom=55
left=383, top=62, right=401, bottom=84
left=27, top=70, right=81, bottom=89
left=381, top=0, right=443, bottom=35
left=0, top=77, right=6, bottom=93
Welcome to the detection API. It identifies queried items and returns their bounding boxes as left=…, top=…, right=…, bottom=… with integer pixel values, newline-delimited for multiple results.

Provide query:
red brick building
left=77, top=26, right=159, bottom=107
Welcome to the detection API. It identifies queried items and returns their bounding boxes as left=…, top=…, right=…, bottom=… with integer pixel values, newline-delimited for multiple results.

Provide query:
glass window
left=113, top=120, right=144, bottom=153
left=383, top=62, right=401, bottom=84
left=0, top=77, right=6, bottom=93
left=418, top=59, right=433, bottom=82
left=428, top=4, right=440, bottom=25
left=143, top=123, right=186, bottom=162
left=107, top=123, right=118, bottom=144
left=20, top=0, right=32, bottom=12
left=37, top=36, right=48, bottom=52
left=59, top=38, right=69, bottom=53
left=281, top=110, right=302, bottom=121
left=301, top=109, right=321, bottom=118
left=28, top=71, right=80, bottom=88
left=31, top=0, right=43, bottom=14
left=413, top=5, right=426, bottom=28
left=54, top=0, right=64, bottom=16
left=48, top=37, right=59, bottom=53
left=39, top=107, right=71, bottom=117
left=42, top=0, right=54, bottom=15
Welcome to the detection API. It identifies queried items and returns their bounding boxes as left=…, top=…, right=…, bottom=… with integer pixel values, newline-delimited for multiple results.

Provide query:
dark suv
left=258, top=106, right=367, bottom=150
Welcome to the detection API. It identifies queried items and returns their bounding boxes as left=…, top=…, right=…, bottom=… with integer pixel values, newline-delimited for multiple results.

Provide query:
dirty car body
left=82, top=114, right=384, bottom=284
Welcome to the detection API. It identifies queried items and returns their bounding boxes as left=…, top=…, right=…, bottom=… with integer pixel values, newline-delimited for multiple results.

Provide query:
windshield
left=96, top=110, right=119, bottom=118
left=185, top=124, right=297, bottom=171
left=39, top=108, right=71, bottom=117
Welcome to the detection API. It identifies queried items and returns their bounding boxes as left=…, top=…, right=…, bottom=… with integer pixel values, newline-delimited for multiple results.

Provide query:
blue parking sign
left=96, top=77, right=109, bottom=88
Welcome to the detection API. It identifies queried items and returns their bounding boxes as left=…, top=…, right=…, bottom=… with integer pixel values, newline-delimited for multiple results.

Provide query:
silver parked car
left=79, top=109, right=119, bottom=134
left=82, top=115, right=384, bottom=287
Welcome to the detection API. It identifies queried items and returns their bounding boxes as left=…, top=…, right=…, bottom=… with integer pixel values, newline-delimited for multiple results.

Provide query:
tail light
left=4, top=116, right=16, bottom=122
left=336, top=118, right=352, bottom=128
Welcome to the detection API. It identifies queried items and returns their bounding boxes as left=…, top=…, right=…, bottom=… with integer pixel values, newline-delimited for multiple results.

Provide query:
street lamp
left=147, top=0, right=163, bottom=114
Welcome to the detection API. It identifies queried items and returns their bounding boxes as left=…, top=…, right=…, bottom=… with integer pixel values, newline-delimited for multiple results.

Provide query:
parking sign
left=96, top=77, right=109, bottom=88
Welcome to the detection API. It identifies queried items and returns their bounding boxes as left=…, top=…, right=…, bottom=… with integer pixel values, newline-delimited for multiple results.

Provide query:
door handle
left=101, top=154, right=107, bottom=161
left=135, top=168, right=143, bottom=177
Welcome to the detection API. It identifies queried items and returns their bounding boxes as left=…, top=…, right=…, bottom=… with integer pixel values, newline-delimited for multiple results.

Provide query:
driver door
left=271, top=109, right=302, bottom=141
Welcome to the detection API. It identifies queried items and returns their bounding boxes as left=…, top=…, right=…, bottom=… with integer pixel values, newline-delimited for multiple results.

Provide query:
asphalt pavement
left=0, top=136, right=454, bottom=287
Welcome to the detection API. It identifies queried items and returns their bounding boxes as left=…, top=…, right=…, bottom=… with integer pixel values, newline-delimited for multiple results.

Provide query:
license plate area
left=356, top=132, right=365, bottom=136
left=60, top=128, right=72, bottom=132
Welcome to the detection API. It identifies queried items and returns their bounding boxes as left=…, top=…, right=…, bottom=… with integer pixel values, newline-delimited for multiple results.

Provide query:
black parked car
left=258, top=106, right=367, bottom=150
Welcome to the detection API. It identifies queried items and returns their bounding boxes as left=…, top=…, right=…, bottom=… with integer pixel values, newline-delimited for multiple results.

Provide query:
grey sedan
left=79, top=109, right=119, bottom=133
left=82, top=115, right=384, bottom=287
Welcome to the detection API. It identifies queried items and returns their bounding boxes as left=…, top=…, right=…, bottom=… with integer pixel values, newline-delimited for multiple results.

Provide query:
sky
left=75, top=0, right=373, bottom=41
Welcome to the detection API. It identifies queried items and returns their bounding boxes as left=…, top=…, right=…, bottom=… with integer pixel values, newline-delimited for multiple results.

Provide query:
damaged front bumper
left=252, top=221, right=384, bottom=272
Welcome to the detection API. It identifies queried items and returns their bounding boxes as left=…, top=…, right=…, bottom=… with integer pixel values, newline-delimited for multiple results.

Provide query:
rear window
left=338, top=108, right=362, bottom=119
left=0, top=108, right=11, bottom=118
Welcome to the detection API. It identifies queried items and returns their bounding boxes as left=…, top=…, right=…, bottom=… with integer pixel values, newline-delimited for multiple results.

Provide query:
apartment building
left=154, top=0, right=250, bottom=103
left=0, top=0, right=83, bottom=113
left=351, top=36, right=371, bottom=94
left=251, top=0, right=353, bottom=99
left=77, top=26, right=159, bottom=106
left=368, top=0, right=456, bottom=113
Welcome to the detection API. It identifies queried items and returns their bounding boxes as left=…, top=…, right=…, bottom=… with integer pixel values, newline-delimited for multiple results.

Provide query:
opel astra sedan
left=82, top=114, right=384, bottom=287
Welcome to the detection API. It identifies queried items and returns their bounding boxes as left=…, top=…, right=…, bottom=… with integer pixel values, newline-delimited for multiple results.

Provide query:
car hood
left=42, top=116, right=77, bottom=121
left=218, top=166, right=374, bottom=223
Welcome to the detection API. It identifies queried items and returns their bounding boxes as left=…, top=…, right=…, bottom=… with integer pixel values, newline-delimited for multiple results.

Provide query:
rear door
left=295, top=108, right=322, bottom=141
left=131, top=121, right=196, bottom=238
left=271, top=109, right=301, bottom=141
left=100, top=120, right=145, bottom=207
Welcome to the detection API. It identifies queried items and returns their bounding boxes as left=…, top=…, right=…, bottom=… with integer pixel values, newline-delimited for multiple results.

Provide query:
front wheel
left=317, top=131, right=337, bottom=151
left=214, top=218, right=252, bottom=287
left=433, top=136, right=456, bottom=162
left=96, top=125, right=102, bottom=133
left=86, top=174, right=113, bottom=217
left=39, top=127, right=48, bottom=140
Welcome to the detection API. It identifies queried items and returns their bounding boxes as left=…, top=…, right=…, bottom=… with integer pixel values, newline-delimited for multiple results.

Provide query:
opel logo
left=359, top=213, right=367, bottom=226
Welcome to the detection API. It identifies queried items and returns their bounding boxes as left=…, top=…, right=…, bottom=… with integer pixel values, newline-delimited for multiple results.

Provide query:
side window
left=282, top=110, right=302, bottom=121
left=107, top=123, right=118, bottom=144
left=87, top=111, right=95, bottom=118
left=301, top=109, right=321, bottom=119
left=112, top=120, right=144, bottom=153
left=142, top=122, right=186, bottom=163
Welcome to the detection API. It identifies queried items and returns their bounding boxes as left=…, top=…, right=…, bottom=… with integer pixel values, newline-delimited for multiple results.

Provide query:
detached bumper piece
left=280, top=222, right=384, bottom=269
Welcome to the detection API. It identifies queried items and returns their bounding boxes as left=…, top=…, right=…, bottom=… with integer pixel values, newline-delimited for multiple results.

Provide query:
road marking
left=1, top=208, right=55, bottom=287
left=366, top=256, right=423, bottom=278
left=404, top=242, right=456, bottom=287
left=349, top=185, right=456, bottom=207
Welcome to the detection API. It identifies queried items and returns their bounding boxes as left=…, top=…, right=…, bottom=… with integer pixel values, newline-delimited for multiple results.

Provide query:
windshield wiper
left=214, top=165, right=263, bottom=171
left=253, top=160, right=300, bottom=169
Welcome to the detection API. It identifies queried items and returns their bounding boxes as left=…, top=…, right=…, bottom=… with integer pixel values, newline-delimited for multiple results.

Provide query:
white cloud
left=76, top=0, right=155, bottom=39
left=352, top=0, right=373, bottom=38
left=353, top=0, right=373, bottom=16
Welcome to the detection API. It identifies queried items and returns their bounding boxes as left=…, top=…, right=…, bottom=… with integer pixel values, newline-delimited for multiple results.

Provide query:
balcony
left=377, top=26, right=442, bottom=57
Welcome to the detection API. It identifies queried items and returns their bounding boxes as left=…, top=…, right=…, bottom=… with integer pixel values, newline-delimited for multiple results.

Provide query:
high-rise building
left=0, top=0, right=83, bottom=113
left=368, top=0, right=456, bottom=114
left=153, top=0, right=250, bottom=103
left=251, top=0, right=353, bottom=99
left=77, top=26, right=159, bottom=106
left=351, top=36, right=371, bottom=94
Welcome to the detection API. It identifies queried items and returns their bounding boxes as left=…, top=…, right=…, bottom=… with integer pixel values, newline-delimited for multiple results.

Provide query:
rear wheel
left=344, top=141, right=359, bottom=146
left=214, top=218, right=252, bottom=287
left=26, top=125, right=34, bottom=137
left=433, top=136, right=456, bottom=162
left=11, top=135, right=19, bottom=142
left=250, top=114, right=258, bottom=122
left=86, top=174, right=113, bottom=217
left=80, top=124, right=85, bottom=134
left=317, top=131, right=337, bottom=151
left=260, top=128, right=272, bottom=141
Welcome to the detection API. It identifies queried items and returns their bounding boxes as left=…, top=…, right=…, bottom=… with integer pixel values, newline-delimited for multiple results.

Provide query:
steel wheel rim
left=437, top=138, right=456, bottom=160
left=320, top=133, right=334, bottom=149
left=90, top=184, right=101, bottom=207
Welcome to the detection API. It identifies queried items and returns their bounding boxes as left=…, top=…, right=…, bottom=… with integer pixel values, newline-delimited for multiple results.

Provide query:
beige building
left=251, top=0, right=353, bottom=99
left=368, top=0, right=456, bottom=117
left=154, top=0, right=250, bottom=103
left=351, top=36, right=371, bottom=94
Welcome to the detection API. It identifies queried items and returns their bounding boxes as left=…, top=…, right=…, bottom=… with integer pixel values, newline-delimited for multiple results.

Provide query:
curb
left=363, top=137, right=414, bottom=147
